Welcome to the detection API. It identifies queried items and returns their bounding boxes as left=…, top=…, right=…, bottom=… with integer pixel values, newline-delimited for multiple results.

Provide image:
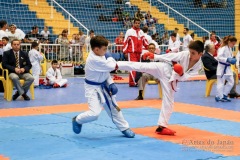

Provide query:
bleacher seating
left=0, top=0, right=56, bottom=42
left=151, top=0, right=234, bottom=38
left=0, top=0, right=236, bottom=43
left=45, top=0, right=165, bottom=42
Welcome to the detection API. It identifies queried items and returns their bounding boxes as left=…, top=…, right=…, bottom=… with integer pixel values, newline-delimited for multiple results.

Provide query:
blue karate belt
left=85, top=79, right=120, bottom=111
left=219, top=62, right=230, bottom=78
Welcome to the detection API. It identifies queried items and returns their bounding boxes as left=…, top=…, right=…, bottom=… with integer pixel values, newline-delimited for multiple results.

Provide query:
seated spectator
left=94, top=3, right=103, bottom=8
left=24, top=25, right=42, bottom=43
left=40, top=26, right=50, bottom=41
left=116, top=0, right=123, bottom=4
left=7, top=24, right=22, bottom=42
left=2, top=39, right=34, bottom=101
left=134, top=8, right=144, bottom=19
left=193, top=0, right=202, bottom=7
left=149, top=24, right=156, bottom=35
left=135, top=43, right=159, bottom=100
left=98, top=14, right=107, bottom=21
left=123, top=15, right=132, bottom=29
left=45, top=60, right=68, bottom=88
left=144, top=11, right=158, bottom=23
left=15, top=26, right=25, bottom=41
left=202, top=44, right=240, bottom=98
left=206, top=0, right=222, bottom=8
left=144, top=15, right=154, bottom=27
left=113, top=7, right=124, bottom=21
left=2, top=37, right=11, bottom=51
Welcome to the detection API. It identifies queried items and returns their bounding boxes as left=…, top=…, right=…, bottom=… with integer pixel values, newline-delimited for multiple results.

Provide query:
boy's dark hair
left=142, top=26, right=148, bottom=33
left=211, top=31, right=216, bottom=34
left=188, top=40, right=204, bottom=53
left=51, top=60, right=58, bottom=64
left=184, top=27, right=189, bottom=32
left=170, top=32, right=176, bottom=37
left=32, top=25, right=38, bottom=30
left=148, top=43, right=156, bottom=48
left=0, top=20, right=7, bottom=28
left=89, top=30, right=94, bottom=34
left=151, top=34, right=156, bottom=39
left=90, top=35, right=108, bottom=49
left=2, top=37, right=9, bottom=41
left=31, top=42, right=38, bottom=48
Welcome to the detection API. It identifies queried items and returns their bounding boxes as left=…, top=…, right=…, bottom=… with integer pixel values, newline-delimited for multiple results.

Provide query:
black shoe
left=228, top=93, right=240, bottom=98
left=135, top=96, right=143, bottom=100
left=22, top=94, right=30, bottom=101
left=12, top=91, right=20, bottom=100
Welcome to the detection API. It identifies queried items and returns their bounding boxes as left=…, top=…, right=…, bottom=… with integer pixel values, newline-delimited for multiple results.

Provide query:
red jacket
left=123, top=27, right=148, bottom=54
left=115, top=36, right=124, bottom=52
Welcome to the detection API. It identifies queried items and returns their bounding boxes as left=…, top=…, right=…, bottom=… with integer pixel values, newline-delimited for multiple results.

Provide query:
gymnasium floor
left=0, top=76, right=240, bottom=160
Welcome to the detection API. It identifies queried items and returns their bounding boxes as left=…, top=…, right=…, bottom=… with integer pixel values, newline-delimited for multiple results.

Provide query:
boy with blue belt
left=72, top=35, right=135, bottom=138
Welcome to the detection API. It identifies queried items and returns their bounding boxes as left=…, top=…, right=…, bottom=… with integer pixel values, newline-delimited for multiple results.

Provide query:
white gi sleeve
left=217, top=47, right=228, bottom=63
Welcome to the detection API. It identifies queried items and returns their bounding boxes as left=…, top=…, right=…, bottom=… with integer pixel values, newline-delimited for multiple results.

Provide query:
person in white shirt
left=168, top=27, right=180, bottom=46
left=7, top=24, right=22, bottom=42
left=16, top=28, right=26, bottom=40
left=142, top=26, right=152, bottom=44
left=46, top=60, right=68, bottom=88
left=151, top=34, right=161, bottom=54
left=40, top=26, right=50, bottom=40
left=182, top=27, right=193, bottom=51
left=166, top=33, right=181, bottom=53
left=85, top=30, right=95, bottom=51
left=28, top=42, right=44, bottom=87
left=2, top=37, right=11, bottom=51
left=0, top=20, right=8, bottom=40
left=141, top=26, right=152, bottom=56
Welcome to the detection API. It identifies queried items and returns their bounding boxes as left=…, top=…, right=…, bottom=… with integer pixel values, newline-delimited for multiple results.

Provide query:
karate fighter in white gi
left=46, top=60, right=68, bottom=88
left=72, top=35, right=135, bottom=138
left=28, top=42, right=43, bottom=87
left=166, top=33, right=181, bottom=54
left=215, top=35, right=237, bottom=102
left=117, top=40, right=204, bottom=135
